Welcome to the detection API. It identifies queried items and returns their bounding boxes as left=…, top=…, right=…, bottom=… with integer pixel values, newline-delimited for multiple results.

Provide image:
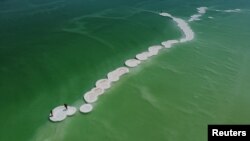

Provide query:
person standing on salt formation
left=64, top=104, right=68, bottom=111
left=50, top=110, right=53, bottom=117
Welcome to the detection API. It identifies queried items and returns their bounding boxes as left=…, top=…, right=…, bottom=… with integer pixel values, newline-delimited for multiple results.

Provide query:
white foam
left=189, top=7, right=208, bottom=22
left=197, top=7, right=208, bottom=14
left=125, top=59, right=141, bottom=67
left=96, top=79, right=111, bottom=89
left=49, top=106, right=77, bottom=122
left=159, top=12, right=173, bottom=17
left=208, top=16, right=214, bottom=19
left=216, top=9, right=241, bottom=13
left=189, top=14, right=202, bottom=22
left=80, top=104, right=93, bottom=113
left=225, top=9, right=241, bottom=12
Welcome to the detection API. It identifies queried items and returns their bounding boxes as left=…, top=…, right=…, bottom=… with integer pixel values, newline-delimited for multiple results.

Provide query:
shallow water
left=0, top=0, right=250, bottom=141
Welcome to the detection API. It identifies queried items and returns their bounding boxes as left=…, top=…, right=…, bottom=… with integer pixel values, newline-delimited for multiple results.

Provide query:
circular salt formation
left=107, top=71, right=119, bottom=82
left=147, top=51, right=156, bottom=57
left=96, top=79, right=111, bottom=89
left=148, top=45, right=162, bottom=52
left=161, top=40, right=179, bottom=48
left=136, top=52, right=149, bottom=61
left=80, top=104, right=93, bottom=113
left=148, top=45, right=162, bottom=56
left=49, top=105, right=77, bottom=122
left=116, top=67, right=129, bottom=76
left=49, top=108, right=66, bottom=122
left=125, top=59, right=141, bottom=67
left=84, top=91, right=98, bottom=103
left=107, top=67, right=129, bottom=82
left=65, top=106, right=77, bottom=116
left=91, top=87, right=104, bottom=96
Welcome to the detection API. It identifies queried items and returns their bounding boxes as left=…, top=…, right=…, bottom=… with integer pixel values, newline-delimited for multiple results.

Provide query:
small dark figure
left=50, top=110, right=53, bottom=117
left=64, top=104, right=68, bottom=111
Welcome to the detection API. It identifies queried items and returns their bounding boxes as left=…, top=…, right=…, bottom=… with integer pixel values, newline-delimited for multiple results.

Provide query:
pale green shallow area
left=0, top=0, right=250, bottom=141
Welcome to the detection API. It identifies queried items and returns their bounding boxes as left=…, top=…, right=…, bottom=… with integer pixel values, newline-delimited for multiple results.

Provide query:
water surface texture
left=0, top=0, right=250, bottom=141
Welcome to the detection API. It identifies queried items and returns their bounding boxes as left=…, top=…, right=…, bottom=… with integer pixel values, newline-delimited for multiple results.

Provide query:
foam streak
left=188, top=7, right=208, bottom=22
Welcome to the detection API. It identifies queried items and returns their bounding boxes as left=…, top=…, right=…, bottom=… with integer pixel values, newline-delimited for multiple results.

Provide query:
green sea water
left=0, top=0, right=250, bottom=141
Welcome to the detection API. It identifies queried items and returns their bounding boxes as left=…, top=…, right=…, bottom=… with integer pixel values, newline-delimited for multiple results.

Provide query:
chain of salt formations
left=188, top=7, right=208, bottom=22
left=80, top=67, right=130, bottom=114
left=49, top=11, right=195, bottom=122
left=82, top=12, right=194, bottom=115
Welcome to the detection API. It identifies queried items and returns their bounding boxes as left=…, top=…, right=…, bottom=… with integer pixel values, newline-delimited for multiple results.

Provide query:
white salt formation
left=188, top=7, right=208, bottom=22
left=160, top=12, right=194, bottom=43
left=91, top=87, right=104, bottom=96
left=136, top=52, right=150, bottom=61
left=148, top=45, right=162, bottom=55
left=80, top=104, right=93, bottom=113
left=49, top=105, right=77, bottom=122
left=125, top=59, right=141, bottom=67
left=107, top=67, right=129, bottom=82
left=115, top=67, right=129, bottom=77
left=84, top=91, right=98, bottom=103
left=161, top=40, right=179, bottom=48
left=96, top=79, right=111, bottom=89
left=107, top=71, right=120, bottom=82
left=83, top=67, right=130, bottom=104
left=174, top=18, right=194, bottom=42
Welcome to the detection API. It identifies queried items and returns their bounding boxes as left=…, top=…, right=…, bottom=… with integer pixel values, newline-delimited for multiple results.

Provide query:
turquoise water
left=0, top=0, right=250, bottom=141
